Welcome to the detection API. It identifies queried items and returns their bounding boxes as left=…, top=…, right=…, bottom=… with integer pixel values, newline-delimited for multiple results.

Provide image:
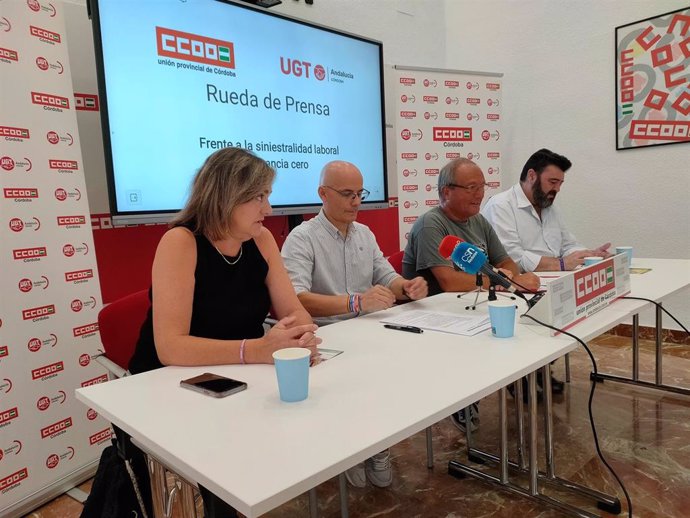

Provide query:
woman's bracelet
left=559, top=257, right=565, bottom=271
left=239, top=338, right=247, bottom=364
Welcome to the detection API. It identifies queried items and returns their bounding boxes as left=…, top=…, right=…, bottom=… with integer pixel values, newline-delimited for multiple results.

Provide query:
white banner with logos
left=0, top=1, right=109, bottom=515
left=395, top=66, right=503, bottom=249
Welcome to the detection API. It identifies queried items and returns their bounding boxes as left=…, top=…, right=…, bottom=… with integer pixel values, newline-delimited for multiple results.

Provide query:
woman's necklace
left=213, top=243, right=243, bottom=265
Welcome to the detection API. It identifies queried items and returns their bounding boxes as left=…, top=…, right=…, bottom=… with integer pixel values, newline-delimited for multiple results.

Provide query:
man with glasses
left=481, top=148, right=611, bottom=272
left=282, top=160, right=428, bottom=488
left=402, top=158, right=539, bottom=433
left=402, top=157, right=539, bottom=296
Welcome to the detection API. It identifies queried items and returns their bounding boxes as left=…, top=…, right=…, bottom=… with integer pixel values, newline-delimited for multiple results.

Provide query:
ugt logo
left=280, top=57, right=325, bottom=81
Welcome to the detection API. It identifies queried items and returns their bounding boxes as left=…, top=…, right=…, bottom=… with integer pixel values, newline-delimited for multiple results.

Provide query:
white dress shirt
left=481, top=184, right=585, bottom=272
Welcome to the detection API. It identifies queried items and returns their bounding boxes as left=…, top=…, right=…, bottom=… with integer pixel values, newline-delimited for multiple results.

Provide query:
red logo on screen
left=423, top=96, right=438, bottom=104
left=400, top=77, right=415, bottom=85
left=445, top=80, right=459, bottom=88
left=313, top=64, right=326, bottom=81
left=35, top=56, right=49, bottom=70
left=78, top=353, right=90, bottom=366
left=37, top=397, right=50, bottom=411
left=400, top=153, right=417, bottom=160
left=46, top=131, right=59, bottom=144
left=486, top=82, right=500, bottom=90
left=157, top=27, right=234, bottom=69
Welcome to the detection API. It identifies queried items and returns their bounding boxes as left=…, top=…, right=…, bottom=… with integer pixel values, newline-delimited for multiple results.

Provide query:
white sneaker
left=365, top=449, right=392, bottom=488
left=344, top=462, right=366, bottom=488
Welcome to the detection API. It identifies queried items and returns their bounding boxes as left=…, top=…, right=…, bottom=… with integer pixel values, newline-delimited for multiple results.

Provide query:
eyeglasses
left=323, top=185, right=370, bottom=201
left=447, top=182, right=489, bottom=194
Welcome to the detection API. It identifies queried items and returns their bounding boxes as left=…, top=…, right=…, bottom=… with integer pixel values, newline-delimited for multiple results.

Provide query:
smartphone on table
left=180, top=373, right=247, bottom=398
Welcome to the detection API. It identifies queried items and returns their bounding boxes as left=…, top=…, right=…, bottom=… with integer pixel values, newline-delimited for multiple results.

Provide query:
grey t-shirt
left=402, top=207, right=509, bottom=295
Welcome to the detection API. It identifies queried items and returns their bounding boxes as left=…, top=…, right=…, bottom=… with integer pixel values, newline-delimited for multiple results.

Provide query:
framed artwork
left=615, top=7, right=690, bottom=150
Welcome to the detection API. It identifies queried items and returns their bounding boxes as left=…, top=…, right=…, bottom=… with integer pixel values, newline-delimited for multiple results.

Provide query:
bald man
left=281, top=160, right=428, bottom=488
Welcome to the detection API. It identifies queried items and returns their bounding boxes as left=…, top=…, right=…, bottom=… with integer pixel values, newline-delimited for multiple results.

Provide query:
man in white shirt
left=482, top=148, right=610, bottom=272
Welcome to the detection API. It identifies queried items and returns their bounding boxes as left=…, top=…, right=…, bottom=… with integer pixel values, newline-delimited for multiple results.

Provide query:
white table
left=76, top=292, right=631, bottom=517
left=592, top=258, right=690, bottom=394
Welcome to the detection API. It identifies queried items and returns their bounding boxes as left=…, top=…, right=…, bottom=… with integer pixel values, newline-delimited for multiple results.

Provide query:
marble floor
left=25, top=334, right=690, bottom=518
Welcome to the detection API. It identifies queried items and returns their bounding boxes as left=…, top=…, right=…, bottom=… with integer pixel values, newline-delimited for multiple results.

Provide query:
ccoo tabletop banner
left=1, top=1, right=109, bottom=516
left=394, top=66, right=503, bottom=250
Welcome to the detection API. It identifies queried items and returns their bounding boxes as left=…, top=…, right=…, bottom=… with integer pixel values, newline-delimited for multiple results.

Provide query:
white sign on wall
left=0, top=1, right=108, bottom=515
left=395, top=66, right=503, bottom=249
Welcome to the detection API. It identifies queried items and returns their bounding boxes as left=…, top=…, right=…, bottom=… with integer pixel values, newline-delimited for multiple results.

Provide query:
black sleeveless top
left=128, top=231, right=271, bottom=374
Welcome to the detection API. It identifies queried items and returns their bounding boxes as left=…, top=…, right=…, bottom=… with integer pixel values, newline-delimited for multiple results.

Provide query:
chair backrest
left=97, top=289, right=150, bottom=371
left=387, top=250, right=404, bottom=275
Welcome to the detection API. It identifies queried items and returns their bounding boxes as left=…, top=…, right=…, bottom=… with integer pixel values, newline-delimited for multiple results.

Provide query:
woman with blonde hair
left=128, top=147, right=320, bottom=517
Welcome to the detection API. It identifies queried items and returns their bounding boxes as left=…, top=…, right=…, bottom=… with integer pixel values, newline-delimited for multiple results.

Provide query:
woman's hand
left=253, top=316, right=321, bottom=363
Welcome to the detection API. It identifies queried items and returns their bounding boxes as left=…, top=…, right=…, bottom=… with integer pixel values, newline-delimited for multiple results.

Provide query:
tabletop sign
left=522, top=254, right=631, bottom=334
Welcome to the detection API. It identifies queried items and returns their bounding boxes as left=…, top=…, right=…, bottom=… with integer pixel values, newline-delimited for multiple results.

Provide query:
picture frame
left=615, top=7, right=690, bottom=150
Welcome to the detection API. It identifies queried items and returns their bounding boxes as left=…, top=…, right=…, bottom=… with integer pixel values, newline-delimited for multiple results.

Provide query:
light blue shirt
left=281, top=210, right=399, bottom=325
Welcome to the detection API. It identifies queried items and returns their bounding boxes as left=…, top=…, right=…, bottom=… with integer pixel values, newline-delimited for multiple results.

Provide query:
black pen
left=384, top=324, right=423, bottom=334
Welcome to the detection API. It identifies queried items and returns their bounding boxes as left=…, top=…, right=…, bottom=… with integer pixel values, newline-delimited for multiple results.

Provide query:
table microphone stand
left=458, top=273, right=516, bottom=310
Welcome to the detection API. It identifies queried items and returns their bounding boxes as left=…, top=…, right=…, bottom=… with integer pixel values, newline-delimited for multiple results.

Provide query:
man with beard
left=482, top=149, right=611, bottom=272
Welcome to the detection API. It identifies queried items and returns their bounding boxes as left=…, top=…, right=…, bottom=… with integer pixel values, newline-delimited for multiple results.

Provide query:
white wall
left=444, top=0, right=689, bottom=329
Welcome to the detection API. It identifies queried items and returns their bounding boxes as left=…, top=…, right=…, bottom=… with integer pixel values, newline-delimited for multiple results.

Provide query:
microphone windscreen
left=450, top=242, right=487, bottom=274
left=438, top=235, right=463, bottom=259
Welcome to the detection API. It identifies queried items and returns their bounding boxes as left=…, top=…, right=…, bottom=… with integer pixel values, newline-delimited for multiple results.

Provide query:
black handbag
left=80, top=434, right=151, bottom=518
